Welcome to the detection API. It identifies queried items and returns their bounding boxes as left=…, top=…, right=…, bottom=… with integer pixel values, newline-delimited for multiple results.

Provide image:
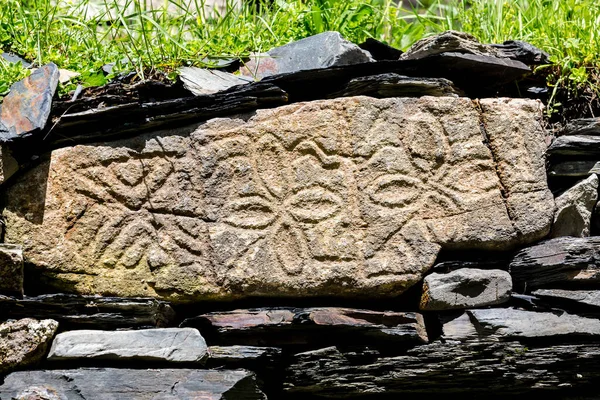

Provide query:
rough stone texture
left=241, top=31, right=374, bottom=79
left=0, top=318, right=58, bottom=374
left=47, top=328, right=208, bottom=362
left=510, top=237, right=600, bottom=290
left=547, top=135, right=600, bottom=156
left=0, top=145, right=19, bottom=184
left=0, top=368, right=266, bottom=399
left=400, top=30, right=505, bottom=60
left=284, top=342, right=600, bottom=397
left=561, top=117, right=600, bottom=136
left=0, top=293, right=175, bottom=329
left=0, top=244, right=23, bottom=297
left=0, top=63, right=59, bottom=141
left=179, top=67, right=252, bottom=95
left=420, top=268, right=512, bottom=310
left=551, top=174, right=598, bottom=238
left=532, top=289, right=600, bottom=308
left=491, top=40, right=550, bottom=65
left=330, top=73, right=460, bottom=98
left=3, top=96, right=553, bottom=301
left=548, top=160, right=600, bottom=177
left=467, top=308, right=600, bottom=339
left=358, top=38, right=403, bottom=61
left=479, top=98, right=555, bottom=243
left=182, top=307, right=428, bottom=347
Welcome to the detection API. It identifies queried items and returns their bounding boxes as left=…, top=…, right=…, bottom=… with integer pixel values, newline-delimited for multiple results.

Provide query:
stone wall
left=1, top=31, right=598, bottom=399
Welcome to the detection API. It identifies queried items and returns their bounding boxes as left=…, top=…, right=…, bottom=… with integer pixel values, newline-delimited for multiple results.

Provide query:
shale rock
left=183, top=307, right=428, bottom=347
left=532, top=289, right=600, bottom=309
left=491, top=40, right=551, bottom=65
left=561, top=117, right=600, bottom=136
left=510, top=237, right=600, bottom=290
left=3, top=96, right=552, bottom=301
left=551, top=174, right=598, bottom=237
left=240, top=31, right=374, bottom=79
left=547, top=135, right=600, bottom=156
left=0, top=244, right=23, bottom=297
left=284, top=341, right=600, bottom=396
left=0, top=318, right=58, bottom=374
left=47, top=328, right=208, bottom=363
left=0, top=368, right=266, bottom=399
left=0, top=63, right=59, bottom=141
left=179, top=67, right=252, bottom=95
left=358, top=38, right=403, bottom=61
left=0, top=294, right=175, bottom=329
left=329, top=73, right=460, bottom=98
left=401, top=30, right=504, bottom=60
left=443, top=308, right=600, bottom=340
left=420, top=268, right=512, bottom=310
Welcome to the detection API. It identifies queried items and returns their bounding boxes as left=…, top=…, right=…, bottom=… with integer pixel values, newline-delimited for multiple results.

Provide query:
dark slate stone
left=561, top=117, right=600, bottom=136
left=358, top=38, right=403, bottom=61
left=548, top=160, right=600, bottom=177
left=491, top=40, right=550, bottom=65
left=509, top=237, right=600, bottom=291
left=0, top=368, right=266, bottom=399
left=240, top=31, right=374, bottom=79
left=0, top=293, right=175, bottom=329
left=329, top=73, right=461, bottom=98
left=1, top=53, right=31, bottom=68
left=181, top=307, right=427, bottom=348
left=0, top=63, right=59, bottom=142
left=284, top=342, right=600, bottom=397
left=547, top=135, right=600, bottom=156
left=208, top=346, right=282, bottom=367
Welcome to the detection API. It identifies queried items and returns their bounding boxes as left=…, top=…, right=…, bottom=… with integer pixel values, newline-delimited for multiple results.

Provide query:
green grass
left=0, top=0, right=599, bottom=116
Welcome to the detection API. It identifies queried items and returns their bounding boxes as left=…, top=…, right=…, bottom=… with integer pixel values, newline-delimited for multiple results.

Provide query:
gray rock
left=329, top=73, right=460, bottom=98
left=179, top=67, right=252, bottom=95
left=547, top=135, right=600, bottom=156
left=532, top=289, right=600, bottom=308
left=0, top=144, right=19, bottom=185
left=468, top=308, right=600, bottom=338
left=420, top=268, right=512, bottom=310
left=562, top=117, right=600, bottom=136
left=548, top=160, right=600, bottom=177
left=510, top=237, right=600, bottom=290
left=182, top=307, right=428, bottom=347
left=551, top=174, right=598, bottom=237
left=284, top=341, right=600, bottom=396
left=0, top=368, right=266, bottom=399
left=240, top=31, right=374, bottom=79
left=0, top=318, right=58, bottom=375
left=47, top=328, right=208, bottom=363
left=1, top=53, right=31, bottom=68
left=0, top=244, right=23, bottom=297
left=0, top=63, right=59, bottom=141
left=0, top=293, right=175, bottom=329
left=400, top=30, right=505, bottom=60
left=491, top=40, right=550, bottom=65
left=441, top=312, right=478, bottom=340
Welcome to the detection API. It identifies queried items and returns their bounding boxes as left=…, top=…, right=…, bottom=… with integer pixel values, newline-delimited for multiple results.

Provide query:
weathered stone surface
left=420, top=268, right=512, bottom=310
left=0, top=293, right=175, bottom=329
left=532, top=289, right=600, bottom=309
left=0, top=144, right=19, bottom=184
left=551, top=174, right=598, bottom=238
left=3, top=96, right=552, bottom=301
left=547, top=135, right=600, bottom=156
left=179, top=67, right=252, bottom=95
left=561, top=117, right=600, bottom=136
left=48, top=328, right=207, bottom=362
left=548, top=160, right=600, bottom=177
left=240, top=31, right=374, bottom=79
left=0, top=63, right=59, bottom=141
left=510, top=237, right=600, bottom=290
left=182, top=307, right=428, bottom=346
left=0, top=318, right=58, bottom=374
left=330, top=73, right=460, bottom=98
left=467, top=308, right=600, bottom=338
left=491, top=40, right=550, bottom=65
left=0, top=244, right=23, bottom=297
left=401, top=30, right=505, bottom=60
left=284, top=342, right=600, bottom=396
left=208, top=345, right=282, bottom=365
left=478, top=98, right=555, bottom=243
left=0, top=368, right=266, bottom=399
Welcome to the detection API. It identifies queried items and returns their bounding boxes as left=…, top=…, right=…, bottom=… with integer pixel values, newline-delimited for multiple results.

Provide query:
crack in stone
left=471, top=99, right=518, bottom=236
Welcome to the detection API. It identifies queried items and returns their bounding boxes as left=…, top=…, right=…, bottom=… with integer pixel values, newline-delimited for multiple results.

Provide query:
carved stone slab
left=2, top=96, right=553, bottom=302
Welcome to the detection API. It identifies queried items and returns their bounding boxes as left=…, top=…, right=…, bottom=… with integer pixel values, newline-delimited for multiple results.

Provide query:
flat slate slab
left=47, top=328, right=208, bottom=362
left=0, top=368, right=266, bottom=399
left=0, top=293, right=175, bottom=329
left=182, top=307, right=428, bottom=346
left=3, top=97, right=553, bottom=302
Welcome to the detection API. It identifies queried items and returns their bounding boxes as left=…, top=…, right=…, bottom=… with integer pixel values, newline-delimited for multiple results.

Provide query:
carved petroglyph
left=3, top=97, right=553, bottom=302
